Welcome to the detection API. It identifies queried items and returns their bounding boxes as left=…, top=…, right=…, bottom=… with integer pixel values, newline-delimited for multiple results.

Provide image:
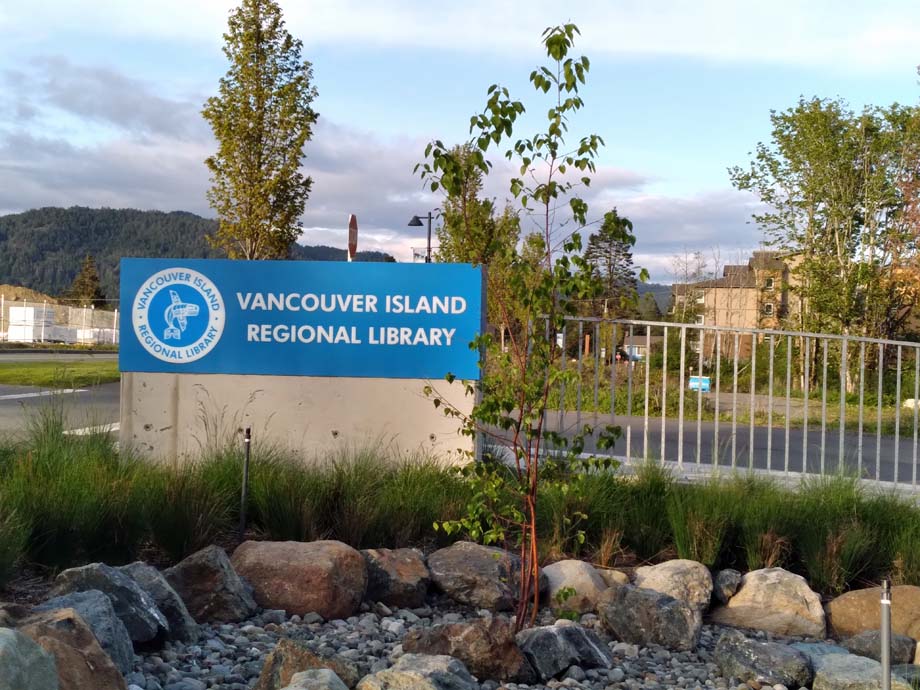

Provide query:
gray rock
left=283, top=670, right=349, bottom=690
left=843, top=630, right=916, bottom=665
left=49, top=562, right=169, bottom=645
left=0, top=627, right=59, bottom=690
left=362, top=548, right=430, bottom=609
left=356, top=654, right=477, bottom=690
left=121, top=562, right=200, bottom=642
left=893, top=665, right=920, bottom=684
left=714, top=569, right=742, bottom=605
left=427, top=542, right=528, bottom=611
left=789, top=642, right=850, bottom=668
left=515, top=623, right=613, bottom=681
left=34, top=589, right=135, bottom=674
left=597, top=583, right=701, bottom=651
left=713, top=630, right=813, bottom=687
left=542, top=560, right=609, bottom=615
left=164, top=546, right=257, bottom=623
left=811, top=652, right=913, bottom=690
left=633, top=559, right=713, bottom=612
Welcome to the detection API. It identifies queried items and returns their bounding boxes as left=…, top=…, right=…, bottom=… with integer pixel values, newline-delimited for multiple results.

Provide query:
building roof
left=622, top=335, right=664, bottom=348
left=671, top=250, right=786, bottom=293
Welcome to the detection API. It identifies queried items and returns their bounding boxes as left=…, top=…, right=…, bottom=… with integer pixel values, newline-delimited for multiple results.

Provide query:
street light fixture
left=407, top=211, right=434, bottom=263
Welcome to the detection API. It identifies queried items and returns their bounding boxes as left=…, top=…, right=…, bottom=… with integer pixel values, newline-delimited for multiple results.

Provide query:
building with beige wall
left=671, top=251, right=790, bottom=359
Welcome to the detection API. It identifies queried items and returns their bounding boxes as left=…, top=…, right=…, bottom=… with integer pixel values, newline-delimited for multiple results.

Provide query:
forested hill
left=0, top=207, right=394, bottom=299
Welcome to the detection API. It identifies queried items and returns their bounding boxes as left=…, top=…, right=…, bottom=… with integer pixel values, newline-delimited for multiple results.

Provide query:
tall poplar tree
left=203, top=0, right=319, bottom=259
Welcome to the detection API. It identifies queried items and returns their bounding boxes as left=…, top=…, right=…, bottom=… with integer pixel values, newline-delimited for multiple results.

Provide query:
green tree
left=420, top=25, right=616, bottom=629
left=202, top=0, right=319, bottom=259
left=583, top=209, right=640, bottom=318
left=730, top=97, right=920, bottom=340
left=637, top=292, right=662, bottom=321
left=65, top=255, right=106, bottom=306
left=435, top=144, right=521, bottom=338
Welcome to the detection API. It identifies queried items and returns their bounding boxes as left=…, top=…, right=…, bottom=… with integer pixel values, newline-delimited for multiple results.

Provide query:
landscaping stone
left=282, top=669, right=349, bottom=690
left=34, top=590, right=134, bottom=675
left=0, top=627, right=59, bottom=690
left=362, top=548, right=429, bottom=609
left=709, top=567, right=825, bottom=637
left=893, top=665, right=920, bottom=684
left=255, top=638, right=361, bottom=690
left=826, top=585, right=920, bottom=640
left=541, top=560, right=608, bottom=614
left=594, top=568, right=629, bottom=588
left=403, top=615, right=535, bottom=682
left=515, top=621, right=613, bottom=681
left=597, top=583, right=701, bottom=651
left=713, top=629, right=813, bottom=687
left=811, top=652, right=913, bottom=690
left=713, top=569, right=742, bottom=605
left=18, top=607, right=127, bottom=690
left=633, top=558, right=713, bottom=611
left=232, top=541, right=367, bottom=620
left=164, top=545, right=257, bottom=623
left=356, top=654, right=477, bottom=690
left=49, top=563, right=169, bottom=645
left=843, top=629, right=916, bottom=665
left=120, top=562, right=199, bottom=643
left=427, top=541, right=525, bottom=611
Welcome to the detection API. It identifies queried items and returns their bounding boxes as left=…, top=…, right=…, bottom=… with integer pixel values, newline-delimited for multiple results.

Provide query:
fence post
left=881, top=577, right=891, bottom=690
left=114, top=309, right=119, bottom=344
left=41, top=300, right=47, bottom=343
left=238, top=427, right=252, bottom=541
left=0, top=294, right=4, bottom=341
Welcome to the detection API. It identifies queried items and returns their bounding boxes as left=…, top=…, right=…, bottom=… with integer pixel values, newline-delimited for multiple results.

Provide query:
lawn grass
left=0, top=360, right=120, bottom=388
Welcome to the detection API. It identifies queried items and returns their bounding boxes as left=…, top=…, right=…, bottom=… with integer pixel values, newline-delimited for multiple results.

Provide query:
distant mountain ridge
left=0, top=207, right=394, bottom=299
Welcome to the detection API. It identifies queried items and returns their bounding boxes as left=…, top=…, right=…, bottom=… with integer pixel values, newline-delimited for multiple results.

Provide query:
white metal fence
left=547, top=317, right=920, bottom=488
left=0, top=298, right=119, bottom=345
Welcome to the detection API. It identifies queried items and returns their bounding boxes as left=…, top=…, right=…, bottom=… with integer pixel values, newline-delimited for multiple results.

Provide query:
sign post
left=347, top=214, right=358, bottom=262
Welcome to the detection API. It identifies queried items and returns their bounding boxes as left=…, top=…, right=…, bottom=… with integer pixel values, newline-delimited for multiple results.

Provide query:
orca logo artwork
left=132, top=268, right=225, bottom=363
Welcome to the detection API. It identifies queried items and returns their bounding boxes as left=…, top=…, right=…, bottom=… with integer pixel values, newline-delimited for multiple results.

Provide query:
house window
left=763, top=303, right=774, bottom=316
left=764, top=277, right=775, bottom=291
left=694, top=290, right=705, bottom=304
left=695, top=314, right=705, bottom=325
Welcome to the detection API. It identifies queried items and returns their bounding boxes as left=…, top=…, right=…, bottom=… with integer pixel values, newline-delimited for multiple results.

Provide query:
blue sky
left=1, top=0, right=919, bottom=280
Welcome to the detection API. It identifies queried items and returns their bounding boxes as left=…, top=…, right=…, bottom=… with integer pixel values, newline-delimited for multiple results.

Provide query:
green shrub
left=249, top=452, right=333, bottom=542
left=892, top=519, right=920, bottom=586
left=0, top=501, right=27, bottom=586
left=735, top=476, right=795, bottom=571
left=666, top=480, right=735, bottom=568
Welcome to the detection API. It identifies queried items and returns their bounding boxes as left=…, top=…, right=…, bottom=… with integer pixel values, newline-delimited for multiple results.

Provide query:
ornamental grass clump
left=666, top=479, right=736, bottom=568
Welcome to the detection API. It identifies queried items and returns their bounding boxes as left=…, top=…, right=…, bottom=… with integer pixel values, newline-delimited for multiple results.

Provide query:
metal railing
left=545, top=318, right=920, bottom=488
left=0, top=297, right=119, bottom=345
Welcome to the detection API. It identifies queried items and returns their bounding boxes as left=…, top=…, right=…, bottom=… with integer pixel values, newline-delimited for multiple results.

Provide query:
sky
left=1, top=1, right=919, bottom=281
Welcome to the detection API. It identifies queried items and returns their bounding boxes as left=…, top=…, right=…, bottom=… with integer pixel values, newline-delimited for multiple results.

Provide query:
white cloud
left=5, top=0, right=920, bottom=72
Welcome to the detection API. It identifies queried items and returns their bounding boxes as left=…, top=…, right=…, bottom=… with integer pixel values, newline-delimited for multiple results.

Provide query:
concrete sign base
left=120, top=372, right=474, bottom=464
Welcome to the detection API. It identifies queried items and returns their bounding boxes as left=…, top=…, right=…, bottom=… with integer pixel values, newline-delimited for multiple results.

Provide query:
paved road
left=540, top=410, right=920, bottom=486
left=0, top=382, right=120, bottom=436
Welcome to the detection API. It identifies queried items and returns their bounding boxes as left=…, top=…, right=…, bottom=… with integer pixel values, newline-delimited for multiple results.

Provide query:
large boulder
left=119, top=562, right=199, bottom=642
left=34, top=590, right=134, bottom=675
left=282, top=670, right=349, bottom=690
left=18, top=608, right=127, bottom=690
left=404, top=616, right=535, bottom=683
left=542, top=560, right=608, bottom=615
left=811, top=652, right=913, bottom=690
left=595, top=569, right=630, bottom=588
left=633, top=559, right=713, bottom=612
left=709, top=567, right=825, bottom=638
left=48, top=563, right=168, bottom=645
left=713, top=630, right=813, bottom=687
left=843, top=630, right=916, bottom=665
left=894, top=665, right=920, bottom=685
left=0, top=627, right=59, bottom=690
left=356, top=654, right=477, bottom=690
left=427, top=541, right=531, bottom=611
left=164, top=545, right=257, bottom=623
left=255, top=638, right=360, bottom=690
left=515, top=621, right=613, bottom=681
left=597, top=584, right=701, bottom=652
left=827, top=585, right=920, bottom=641
left=789, top=642, right=849, bottom=669
left=232, top=541, right=366, bottom=620
left=362, top=548, right=430, bottom=609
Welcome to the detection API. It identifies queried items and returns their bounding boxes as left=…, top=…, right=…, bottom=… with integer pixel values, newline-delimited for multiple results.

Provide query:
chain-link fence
left=0, top=297, right=119, bottom=345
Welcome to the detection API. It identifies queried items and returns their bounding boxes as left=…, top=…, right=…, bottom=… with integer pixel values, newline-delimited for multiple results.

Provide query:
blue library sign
left=119, top=258, right=483, bottom=380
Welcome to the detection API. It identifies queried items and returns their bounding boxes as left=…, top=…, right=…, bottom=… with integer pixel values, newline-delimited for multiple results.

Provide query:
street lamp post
left=407, top=212, right=434, bottom=263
